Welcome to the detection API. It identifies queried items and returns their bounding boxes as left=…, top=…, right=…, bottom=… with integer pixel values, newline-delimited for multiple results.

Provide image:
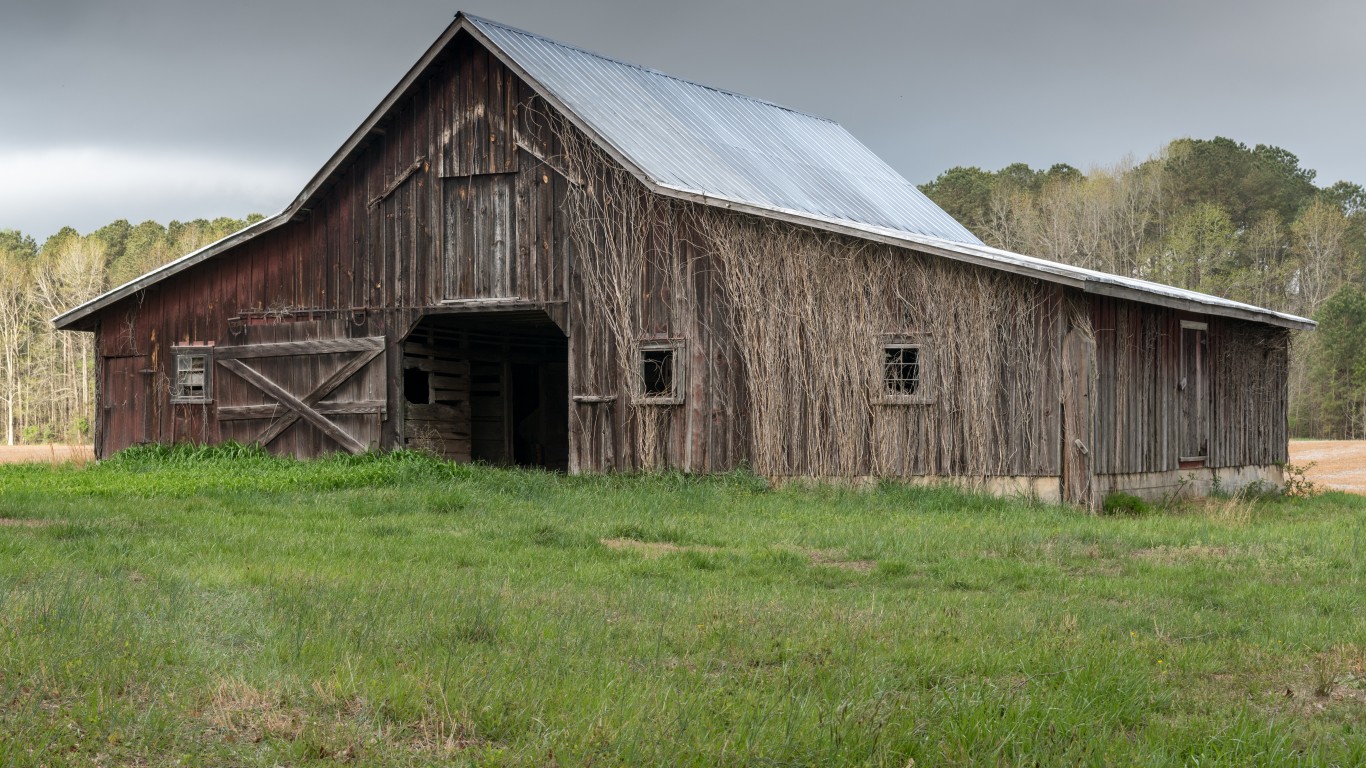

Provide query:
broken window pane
left=173, top=352, right=210, bottom=401
left=641, top=348, right=674, bottom=398
left=884, top=345, right=920, bottom=396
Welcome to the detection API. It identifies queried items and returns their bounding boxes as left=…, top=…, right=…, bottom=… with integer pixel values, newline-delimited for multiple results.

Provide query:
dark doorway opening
left=401, top=310, right=569, bottom=471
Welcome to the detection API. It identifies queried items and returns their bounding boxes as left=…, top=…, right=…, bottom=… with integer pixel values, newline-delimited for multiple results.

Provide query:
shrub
left=1102, top=492, right=1150, bottom=516
left=1282, top=462, right=1321, bottom=498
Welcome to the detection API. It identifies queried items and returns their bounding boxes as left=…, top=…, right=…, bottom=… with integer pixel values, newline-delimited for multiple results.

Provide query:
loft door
left=443, top=174, right=516, bottom=299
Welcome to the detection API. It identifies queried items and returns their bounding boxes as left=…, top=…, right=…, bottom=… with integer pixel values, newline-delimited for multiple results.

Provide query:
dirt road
left=1288, top=440, right=1366, bottom=494
left=0, top=445, right=95, bottom=465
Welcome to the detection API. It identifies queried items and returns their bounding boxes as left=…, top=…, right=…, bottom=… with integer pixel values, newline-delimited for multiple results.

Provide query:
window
left=637, top=340, right=684, bottom=404
left=171, top=346, right=212, bottom=404
left=878, top=336, right=932, bottom=404
left=884, top=345, right=921, bottom=396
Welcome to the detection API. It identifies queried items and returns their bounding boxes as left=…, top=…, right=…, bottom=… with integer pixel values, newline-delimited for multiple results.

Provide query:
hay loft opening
left=402, top=311, right=568, bottom=471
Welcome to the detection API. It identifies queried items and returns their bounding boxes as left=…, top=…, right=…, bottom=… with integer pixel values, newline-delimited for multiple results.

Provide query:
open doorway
left=401, top=311, right=568, bottom=471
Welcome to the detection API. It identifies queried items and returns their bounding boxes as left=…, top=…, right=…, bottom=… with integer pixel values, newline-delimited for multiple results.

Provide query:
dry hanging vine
left=545, top=109, right=698, bottom=469
left=542, top=106, right=1058, bottom=478
left=702, top=211, right=1055, bottom=478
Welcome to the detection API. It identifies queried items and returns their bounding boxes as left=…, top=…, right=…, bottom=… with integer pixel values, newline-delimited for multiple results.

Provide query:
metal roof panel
left=469, top=15, right=983, bottom=244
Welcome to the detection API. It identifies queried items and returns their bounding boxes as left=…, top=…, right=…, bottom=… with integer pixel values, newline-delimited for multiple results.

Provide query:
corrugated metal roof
left=53, top=13, right=1314, bottom=331
left=468, top=16, right=983, bottom=245
left=896, top=232, right=1315, bottom=328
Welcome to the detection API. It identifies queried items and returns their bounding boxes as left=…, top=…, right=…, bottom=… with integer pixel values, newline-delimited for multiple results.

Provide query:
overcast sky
left=3, top=0, right=1363, bottom=242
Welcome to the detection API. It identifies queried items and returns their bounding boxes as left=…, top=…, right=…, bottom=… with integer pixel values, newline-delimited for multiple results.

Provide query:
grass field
left=0, top=446, right=1363, bottom=766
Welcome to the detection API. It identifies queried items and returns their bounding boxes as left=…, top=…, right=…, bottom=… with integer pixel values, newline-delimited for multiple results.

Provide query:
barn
left=54, top=13, right=1313, bottom=507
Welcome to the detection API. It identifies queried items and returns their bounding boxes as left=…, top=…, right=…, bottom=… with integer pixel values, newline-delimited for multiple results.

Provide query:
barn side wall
left=695, top=213, right=1065, bottom=480
left=551, top=159, right=1066, bottom=479
left=1086, top=293, right=1290, bottom=500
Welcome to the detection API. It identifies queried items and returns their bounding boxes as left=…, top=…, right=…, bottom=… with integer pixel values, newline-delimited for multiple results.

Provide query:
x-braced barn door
left=215, top=322, right=386, bottom=456
left=1179, top=322, right=1209, bottom=463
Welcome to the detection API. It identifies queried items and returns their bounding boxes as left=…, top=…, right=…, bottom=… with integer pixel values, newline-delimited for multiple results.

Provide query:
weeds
left=1283, top=462, right=1322, bottom=498
left=1312, top=651, right=1339, bottom=698
left=1103, top=492, right=1150, bottom=516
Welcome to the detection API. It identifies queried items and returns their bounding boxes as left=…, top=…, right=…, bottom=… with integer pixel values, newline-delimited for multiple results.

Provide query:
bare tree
left=31, top=236, right=107, bottom=441
left=1291, top=199, right=1349, bottom=317
left=0, top=254, right=31, bottom=445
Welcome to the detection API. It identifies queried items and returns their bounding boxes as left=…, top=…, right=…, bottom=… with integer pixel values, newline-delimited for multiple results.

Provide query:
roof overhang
left=52, top=213, right=289, bottom=331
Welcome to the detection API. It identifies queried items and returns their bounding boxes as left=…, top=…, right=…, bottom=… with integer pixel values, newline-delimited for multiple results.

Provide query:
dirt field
left=0, top=444, right=95, bottom=465
left=1288, top=440, right=1366, bottom=494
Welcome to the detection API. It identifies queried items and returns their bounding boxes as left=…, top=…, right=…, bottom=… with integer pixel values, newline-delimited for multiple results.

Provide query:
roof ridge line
left=462, top=13, right=838, bottom=125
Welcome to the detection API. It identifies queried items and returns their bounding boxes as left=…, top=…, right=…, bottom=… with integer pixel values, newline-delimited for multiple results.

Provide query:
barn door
left=1179, top=322, right=1209, bottom=462
left=215, top=322, right=386, bottom=456
left=1061, top=319, right=1097, bottom=508
left=101, top=355, right=149, bottom=456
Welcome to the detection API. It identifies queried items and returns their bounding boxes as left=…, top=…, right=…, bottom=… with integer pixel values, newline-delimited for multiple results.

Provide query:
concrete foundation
left=774, top=464, right=1285, bottom=508
left=1095, top=464, right=1284, bottom=503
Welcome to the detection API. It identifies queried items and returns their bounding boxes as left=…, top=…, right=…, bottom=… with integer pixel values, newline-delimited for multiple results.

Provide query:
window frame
left=1177, top=320, right=1210, bottom=463
left=876, top=334, right=933, bottom=405
left=170, top=345, right=214, bottom=404
left=635, top=339, right=686, bottom=405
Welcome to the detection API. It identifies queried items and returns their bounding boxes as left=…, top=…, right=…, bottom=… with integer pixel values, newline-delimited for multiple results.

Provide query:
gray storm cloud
left=2, top=0, right=1362, bottom=239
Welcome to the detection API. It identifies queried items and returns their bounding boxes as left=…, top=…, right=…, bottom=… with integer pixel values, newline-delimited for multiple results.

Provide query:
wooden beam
left=367, top=156, right=427, bottom=210
left=217, top=400, right=387, bottom=421
left=215, top=336, right=384, bottom=360
left=513, top=138, right=583, bottom=186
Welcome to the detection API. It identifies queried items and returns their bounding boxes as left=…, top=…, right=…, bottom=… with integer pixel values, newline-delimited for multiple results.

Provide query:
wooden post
left=1061, top=311, right=1097, bottom=509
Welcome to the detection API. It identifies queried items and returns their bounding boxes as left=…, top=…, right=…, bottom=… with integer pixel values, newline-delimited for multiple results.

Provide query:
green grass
left=1, top=444, right=1364, bottom=766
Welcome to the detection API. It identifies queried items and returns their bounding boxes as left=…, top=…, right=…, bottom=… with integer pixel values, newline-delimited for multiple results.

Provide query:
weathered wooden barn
left=54, top=13, right=1313, bottom=506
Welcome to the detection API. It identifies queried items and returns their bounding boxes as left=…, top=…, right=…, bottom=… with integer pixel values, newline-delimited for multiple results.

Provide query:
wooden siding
left=1087, top=294, right=1289, bottom=477
left=91, top=33, right=573, bottom=458
left=866, top=267, right=1062, bottom=478
left=566, top=213, right=748, bottom=474
left=1208, top=317, right=1290, bottom=468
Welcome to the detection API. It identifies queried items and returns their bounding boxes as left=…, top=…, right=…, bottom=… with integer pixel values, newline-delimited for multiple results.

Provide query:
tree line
left=921, top=137, right=1366, bottom=438
left=1, top=136, right=1363, bottom=445
left=0, top=216, right=262, bottom=444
